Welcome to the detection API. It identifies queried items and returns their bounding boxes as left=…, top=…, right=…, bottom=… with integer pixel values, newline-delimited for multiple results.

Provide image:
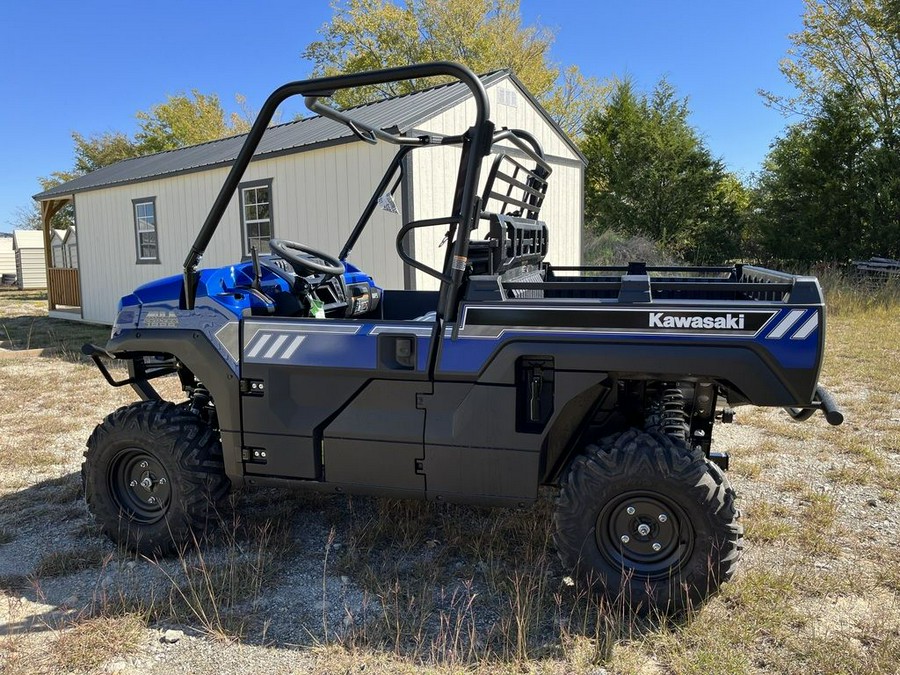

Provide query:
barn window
left=240, top=180, right=274, bottom=255
left=133, top=198, right=159, bottom=263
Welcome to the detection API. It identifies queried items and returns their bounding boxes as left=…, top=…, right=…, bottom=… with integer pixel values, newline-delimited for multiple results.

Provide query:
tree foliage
left=751, top=89, right=900, bottom=263
left=752, top=0, right=900, bottom=264
left=55, top=91, right=252, bottom=180
left=23, top=91, right=252, bottom=232
left=135, top=91, right=252, bottom=154
left=6, top=203, right=43, bottom=231
left=762, top=0, right=900, bottom=147
left=582, top=79, right=748, bottom=264
left=303, top=0, right=606, bottom=137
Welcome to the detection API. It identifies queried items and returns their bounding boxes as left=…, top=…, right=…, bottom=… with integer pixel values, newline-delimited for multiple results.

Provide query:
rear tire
left=83, top=400, right=230, bottom=555
left=554, top=429, right=742, bottom=612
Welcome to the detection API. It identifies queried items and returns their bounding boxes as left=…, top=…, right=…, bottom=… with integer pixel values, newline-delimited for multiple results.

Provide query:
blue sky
left=0, top=0, right=804, bottom=233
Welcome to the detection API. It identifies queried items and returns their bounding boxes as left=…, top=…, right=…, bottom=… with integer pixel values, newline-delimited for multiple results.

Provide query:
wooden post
left=39, top=198, right=70, bottom=311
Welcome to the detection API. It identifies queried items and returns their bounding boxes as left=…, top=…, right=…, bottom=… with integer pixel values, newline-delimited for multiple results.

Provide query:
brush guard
left=82, top=344, right=176, bottom=401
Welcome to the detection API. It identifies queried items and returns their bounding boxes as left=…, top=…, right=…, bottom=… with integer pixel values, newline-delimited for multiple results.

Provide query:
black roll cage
left=181, top=60, right=549, bottom=325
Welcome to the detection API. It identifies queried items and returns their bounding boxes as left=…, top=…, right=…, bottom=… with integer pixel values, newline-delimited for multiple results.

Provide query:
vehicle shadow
left=0, top=471, right=666, bottom=663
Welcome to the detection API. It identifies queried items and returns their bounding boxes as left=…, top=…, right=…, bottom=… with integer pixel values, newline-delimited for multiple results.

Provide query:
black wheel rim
left=107, top=448, right=172, bottom=524
left=596, top=490, right=694, bottom=578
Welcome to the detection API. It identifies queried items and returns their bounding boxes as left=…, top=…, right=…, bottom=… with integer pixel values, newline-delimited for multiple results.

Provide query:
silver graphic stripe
left=263, top=334, right=289, bottom=359
left=246, top=333, right=271, bottom=358
left=281, top=335, right=305, bottom=360
left=792, top=314, right=819, bottom=340
left=767, top=309, right=805, bottom=339
left=368, top=325, right=434, bottom=337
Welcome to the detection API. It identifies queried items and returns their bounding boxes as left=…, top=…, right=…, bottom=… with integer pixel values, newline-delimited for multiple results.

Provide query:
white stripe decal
left=246, top=333, right=271, bottom=358
left=792, top=314, right=819, bottom=340
left=368, top=325, right=434, bottom=337
left=263, top=334, right=288, bottom=359
left=767, top=309, right=806, bottom=339
left=244, top=322, right=360, bottom=335
left=280, top=335, right=305, bottom=360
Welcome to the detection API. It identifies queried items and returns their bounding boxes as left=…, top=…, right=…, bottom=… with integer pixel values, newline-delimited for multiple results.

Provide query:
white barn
left=12, top=230, right=47, bottom=290
left=34, top=71, right=585, bottom=324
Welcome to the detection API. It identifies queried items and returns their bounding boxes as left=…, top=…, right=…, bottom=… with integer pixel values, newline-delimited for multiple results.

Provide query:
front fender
left=105, top=328, right=245, bottom=486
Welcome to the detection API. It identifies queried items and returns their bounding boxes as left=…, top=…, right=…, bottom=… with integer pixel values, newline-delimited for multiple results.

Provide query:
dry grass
left=51, top=613, right=145, bottom=671
left=33, top=546, right=109, bottom=578
left=0, top=289, right=109, bottom=357
left=0, top=279, right=898, bottom=673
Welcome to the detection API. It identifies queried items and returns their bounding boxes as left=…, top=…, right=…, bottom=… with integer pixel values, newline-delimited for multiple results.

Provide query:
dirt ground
left=0, top=290, right=898, bottom=674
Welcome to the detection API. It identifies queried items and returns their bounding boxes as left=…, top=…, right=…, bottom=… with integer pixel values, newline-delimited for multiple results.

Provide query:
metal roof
left=13, top=230, right=45, bottom=249
left=36, top=70, right=566, bottom=201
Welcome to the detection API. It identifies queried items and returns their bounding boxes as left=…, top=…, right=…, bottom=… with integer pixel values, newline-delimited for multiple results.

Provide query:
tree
left=303, top=0, right=607, bottom=137
left=581, top=79, right=748, bottom=263
left=135, top=91, right=252, bottom=154
left=751, top=88, right=900, bottom=263
left=26, top=91, right=253, bottom=232
left=6, top=203, right=42, bottom=231
left=762, top=0, right=900, bottom=147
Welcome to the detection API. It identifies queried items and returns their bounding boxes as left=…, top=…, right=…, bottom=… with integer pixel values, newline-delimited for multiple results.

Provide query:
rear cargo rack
left=495, top=263, right=822, bottom=304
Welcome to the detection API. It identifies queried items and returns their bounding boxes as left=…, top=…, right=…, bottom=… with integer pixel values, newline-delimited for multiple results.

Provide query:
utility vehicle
left=82, top=62, right=842, bottom=611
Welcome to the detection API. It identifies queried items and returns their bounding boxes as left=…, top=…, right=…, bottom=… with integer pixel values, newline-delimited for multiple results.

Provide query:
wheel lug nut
left=626, top=506, right=635, bottom=515
left=147, top=496, right=156, bottom=504
left=637, top=524, right=651, bottom=536
left=140, top=461, right=148, bottom=468
left=158, top=478, right=167, bottom=485
left=620, top=534, right=630, bottom=544
left=129, top=480, right=137, bottom=487
left=652, top=542, right=662, bottom=552
left=658, top=514, right=668, bottom=523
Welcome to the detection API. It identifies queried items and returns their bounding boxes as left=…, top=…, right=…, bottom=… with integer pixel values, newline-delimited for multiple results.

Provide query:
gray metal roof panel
left=34, top=70, right=578, bottom=200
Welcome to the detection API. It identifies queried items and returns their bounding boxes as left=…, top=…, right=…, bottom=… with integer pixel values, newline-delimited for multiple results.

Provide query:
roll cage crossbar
left=181, top=61, right=548, bottom=324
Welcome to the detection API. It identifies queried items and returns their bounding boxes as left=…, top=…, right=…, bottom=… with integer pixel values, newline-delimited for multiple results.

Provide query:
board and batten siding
left=409, top=76, right=583, bottom=290
left=15, top=250, right=47, bottom=289
left=76, top=141, right=407, bottom=324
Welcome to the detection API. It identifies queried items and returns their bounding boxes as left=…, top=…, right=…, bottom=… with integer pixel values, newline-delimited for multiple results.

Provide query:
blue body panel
left=113, top=261, right=383, bottom=376
left=242, top=321, right=433, bottom=372
left=111, top=261, right=821, bottom=403
left=437, top=305, right=821, bottom=374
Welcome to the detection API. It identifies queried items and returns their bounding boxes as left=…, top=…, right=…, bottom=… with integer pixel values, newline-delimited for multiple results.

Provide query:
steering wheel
left=268, top=239, right=345, bottom=277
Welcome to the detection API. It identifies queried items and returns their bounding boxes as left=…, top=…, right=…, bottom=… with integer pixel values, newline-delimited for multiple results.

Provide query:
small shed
left=65, top=227, right=79, bottom=269
left=13, top=230, right=47, bottom=289
left=0, top=237, right=15, bottom=283
left=50, top=229, right=67, bottom=267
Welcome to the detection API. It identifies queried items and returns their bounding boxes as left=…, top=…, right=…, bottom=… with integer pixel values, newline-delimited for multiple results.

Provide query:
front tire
left=83, top=400, right=231, bottom=555
left=554, top=429, right=742, bottom=612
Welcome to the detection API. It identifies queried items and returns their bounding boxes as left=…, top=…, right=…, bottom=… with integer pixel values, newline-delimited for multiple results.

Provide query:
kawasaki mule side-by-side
left=82, top=62, right=842, bottom=611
